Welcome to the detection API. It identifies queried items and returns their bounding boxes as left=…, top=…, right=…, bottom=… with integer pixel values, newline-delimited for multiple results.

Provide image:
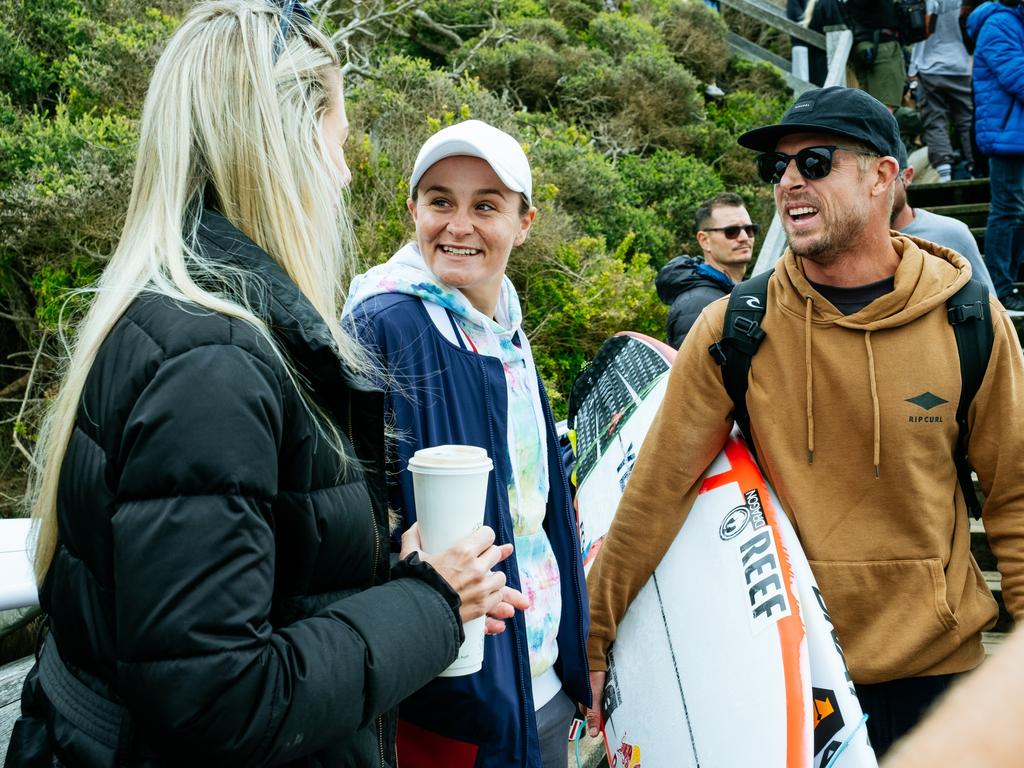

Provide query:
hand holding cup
left=401, top=524, right=526, bottom=630
left=407, top=444, right=516, bottom=675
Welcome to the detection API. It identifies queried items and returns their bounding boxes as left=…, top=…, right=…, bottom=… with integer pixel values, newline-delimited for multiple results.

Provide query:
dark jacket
left=844, top=0, right=899, bottom=37
left=967, top=1, right=1024, bottom=156
left=349, top=294, right=590, bottom=768
left=656, top=256, right=734, bottom=348
left=5, top=210, right=462, bottom=768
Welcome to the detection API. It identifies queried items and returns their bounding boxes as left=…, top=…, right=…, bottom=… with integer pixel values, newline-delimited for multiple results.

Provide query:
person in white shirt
left=908, top=0, right=976, bottom=181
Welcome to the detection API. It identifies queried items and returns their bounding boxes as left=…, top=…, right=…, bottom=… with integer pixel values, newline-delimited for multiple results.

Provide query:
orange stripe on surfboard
left=701, top=437, right=811, bottom=767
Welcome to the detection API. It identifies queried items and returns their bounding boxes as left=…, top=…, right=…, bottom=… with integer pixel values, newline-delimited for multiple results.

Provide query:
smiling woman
left=409, top=154, right=534, bottom=317
left=343, top=120, right=591, bottom=768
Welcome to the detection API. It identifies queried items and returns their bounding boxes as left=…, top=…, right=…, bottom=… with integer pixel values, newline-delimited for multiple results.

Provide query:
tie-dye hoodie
left=345, top=243, right=563, bottom=685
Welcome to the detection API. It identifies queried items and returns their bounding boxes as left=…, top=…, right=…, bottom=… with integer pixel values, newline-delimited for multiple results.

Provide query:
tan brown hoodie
left=587, top=236, right=1024, bottom=684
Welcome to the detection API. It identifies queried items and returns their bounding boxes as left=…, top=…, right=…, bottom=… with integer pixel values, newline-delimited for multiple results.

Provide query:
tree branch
left=11, top=336, right=46, bottom=469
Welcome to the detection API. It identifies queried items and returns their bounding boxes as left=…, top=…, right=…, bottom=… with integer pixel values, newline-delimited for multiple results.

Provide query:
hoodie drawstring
left=864, top=331, right=881, bottom=478
left=804, top=296, right=815, bottom=465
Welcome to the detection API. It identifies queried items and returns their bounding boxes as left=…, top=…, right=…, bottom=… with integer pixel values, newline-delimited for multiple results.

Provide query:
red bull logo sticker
left=612, top=736, right=642, bottom=768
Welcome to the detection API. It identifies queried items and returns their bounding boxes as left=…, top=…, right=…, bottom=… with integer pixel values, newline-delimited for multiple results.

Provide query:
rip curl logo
left=906, top=392, right=947, bottom=410
left=744, top=297, right=763, bottom=309
left=906, top=392, right=947, bottom=423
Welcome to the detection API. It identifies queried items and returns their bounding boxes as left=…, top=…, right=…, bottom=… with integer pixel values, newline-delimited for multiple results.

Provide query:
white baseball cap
left=409, top=119, right=533, bottom=206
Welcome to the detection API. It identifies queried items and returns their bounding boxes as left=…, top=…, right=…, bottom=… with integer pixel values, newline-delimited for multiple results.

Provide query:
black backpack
left=708, top=271, right=993, bottom=517
left=895, top=0, right=931, bottom=43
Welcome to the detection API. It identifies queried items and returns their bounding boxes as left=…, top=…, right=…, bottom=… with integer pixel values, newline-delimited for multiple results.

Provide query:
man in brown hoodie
left=584, top=87, right=1024, bottom=758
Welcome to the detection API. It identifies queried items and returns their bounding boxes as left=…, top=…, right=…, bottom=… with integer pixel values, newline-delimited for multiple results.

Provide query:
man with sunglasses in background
left=656, top=193, right=758, bottom=348
left=584, top=86, right=1024, bottom=759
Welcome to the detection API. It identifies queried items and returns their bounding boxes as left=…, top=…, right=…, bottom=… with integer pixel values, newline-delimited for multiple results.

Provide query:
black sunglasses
left=702, top=224, right=760, bottom=239
left=272, top=0, right=312, bottom=62
left=755, top=145, right=877, bottom=184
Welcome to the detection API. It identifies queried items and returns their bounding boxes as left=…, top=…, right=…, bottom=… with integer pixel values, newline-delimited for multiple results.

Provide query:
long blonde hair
left=29, top=0, right=365, bottom=581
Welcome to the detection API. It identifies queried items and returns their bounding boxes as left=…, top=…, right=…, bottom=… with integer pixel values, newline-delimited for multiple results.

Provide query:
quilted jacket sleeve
left=978, top=10, right=1024, bottom=102
left=111, top=343, right=460, bottom=766
left=666, top=285, right=725, bottom=349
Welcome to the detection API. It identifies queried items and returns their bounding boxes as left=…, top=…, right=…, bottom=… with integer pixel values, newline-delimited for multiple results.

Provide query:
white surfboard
left=570, top=333, right=876, bottom=768
left=568, top=332, right=676, bottom=574
left=0, top=518, right=38, bottom=611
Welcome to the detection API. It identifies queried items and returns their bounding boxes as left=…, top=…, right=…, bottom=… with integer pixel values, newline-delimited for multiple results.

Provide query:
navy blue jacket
left=350, top=293, right=590, bottom=768
left=656, top=256, right=735, bottom=349
left=967, top=1, right=1024, bottom=156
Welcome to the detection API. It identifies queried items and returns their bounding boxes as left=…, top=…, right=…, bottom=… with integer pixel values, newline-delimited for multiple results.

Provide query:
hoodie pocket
left=808, top=558, right=960, bottom=683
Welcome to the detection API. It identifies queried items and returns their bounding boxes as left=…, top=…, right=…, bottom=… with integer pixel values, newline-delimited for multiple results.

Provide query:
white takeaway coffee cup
left=408, top=445, right=494, bottom=677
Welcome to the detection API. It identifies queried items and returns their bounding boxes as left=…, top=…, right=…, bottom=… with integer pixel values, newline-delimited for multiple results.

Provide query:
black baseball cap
left=738, top=87, right=902, bottom=159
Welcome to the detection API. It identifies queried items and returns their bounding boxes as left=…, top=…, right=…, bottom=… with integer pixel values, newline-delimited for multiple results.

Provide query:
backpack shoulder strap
left=708, top=271, right=771, bottom=451
left=946, top=279, right=994, bottom=518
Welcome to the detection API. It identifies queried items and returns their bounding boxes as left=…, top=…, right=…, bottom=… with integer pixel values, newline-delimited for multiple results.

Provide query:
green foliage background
left=0, top=0, right=790, bottom=493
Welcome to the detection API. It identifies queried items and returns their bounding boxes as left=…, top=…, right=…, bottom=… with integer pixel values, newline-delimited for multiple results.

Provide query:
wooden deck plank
left=0, top=655, right=32, bottom=764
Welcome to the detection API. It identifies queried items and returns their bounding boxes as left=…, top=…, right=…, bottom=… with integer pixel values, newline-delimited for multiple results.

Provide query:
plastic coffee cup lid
left=408, top=445, right=493, bottom=473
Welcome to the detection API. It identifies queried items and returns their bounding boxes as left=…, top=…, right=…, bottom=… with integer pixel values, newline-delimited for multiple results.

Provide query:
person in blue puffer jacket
left=967, top=0, right=1024, bottom=312
left=344, top=120, right=591, bottom=768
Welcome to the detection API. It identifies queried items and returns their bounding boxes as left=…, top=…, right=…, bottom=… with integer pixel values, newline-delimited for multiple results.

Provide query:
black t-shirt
left=807, top=275, right=896, bottom=315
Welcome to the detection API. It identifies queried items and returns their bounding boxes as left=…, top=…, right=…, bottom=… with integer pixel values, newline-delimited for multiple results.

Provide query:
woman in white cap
left=345, top=120, right=591, bottom=768
left=5, top=5, right=515, bottom=766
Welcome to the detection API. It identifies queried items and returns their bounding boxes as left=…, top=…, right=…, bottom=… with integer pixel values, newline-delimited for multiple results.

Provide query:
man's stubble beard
left=785, top=203, right=870, bottom=267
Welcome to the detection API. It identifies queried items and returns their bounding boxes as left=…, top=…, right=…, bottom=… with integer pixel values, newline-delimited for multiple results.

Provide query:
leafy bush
left=584, top=12, right=664, bottom=61
left=547, top=0, right=601, bottom=31
left=512, top=230, right=665, bottom=411
left=0, top=0, right=796, bottom=437
left=655, top=0, right=731, bottom=83
left=560, top=48, right=703, bottom=152
left=62, top=7, right=178, bottom=117
left=618, top=149, right=725, bottom=266
left=465, top=39, right=565, bottom=111
left=0, top=103, right=136, bottom=340
left=0, top=0, right=86, bottom=110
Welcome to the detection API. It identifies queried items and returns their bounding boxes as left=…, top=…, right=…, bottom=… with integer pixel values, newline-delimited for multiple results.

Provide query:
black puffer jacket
left=5, top=210, right=462, bottom=768
left=655, top=255, right=734, bottom=348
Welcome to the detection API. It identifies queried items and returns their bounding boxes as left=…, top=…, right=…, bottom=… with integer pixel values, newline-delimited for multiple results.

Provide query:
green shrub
left=528, top=126, right=635, bottom=247
left=0, top=104, right=136, bottom=339
left=546, top=0, right=601, bottom=31
left=559, top=48, right=703, bottom=152
left=465, top=39, right=565, bottom=111
left=62, top=7, right=178, bottom=117
left=0, top=0, right=86, bottom=110
left=618, top=149, right=725, bottom=266
left=655, top=0, right=730, bottom=83
left=584, top=12, right=664, bottom=61
left=513, top=230, right=665, bottom=415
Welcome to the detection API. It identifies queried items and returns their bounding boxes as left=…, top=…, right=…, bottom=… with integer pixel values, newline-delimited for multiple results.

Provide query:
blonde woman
left=4, top=3, right=517, bottom=766
left=345, top=121, right=590, bottom=768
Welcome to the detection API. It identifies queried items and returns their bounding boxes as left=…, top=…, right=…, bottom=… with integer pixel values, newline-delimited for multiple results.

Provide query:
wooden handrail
left=719, top=0, right=828, bottom=50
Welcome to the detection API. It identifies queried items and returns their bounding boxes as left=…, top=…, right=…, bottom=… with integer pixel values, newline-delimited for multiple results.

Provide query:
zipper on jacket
left=377, top=715, right=385, bottom=768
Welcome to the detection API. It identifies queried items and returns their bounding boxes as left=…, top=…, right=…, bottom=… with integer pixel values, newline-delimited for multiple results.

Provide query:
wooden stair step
left=917, top=202, right=990, bottom=228
left=907, top=178, right=991, bottom=208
